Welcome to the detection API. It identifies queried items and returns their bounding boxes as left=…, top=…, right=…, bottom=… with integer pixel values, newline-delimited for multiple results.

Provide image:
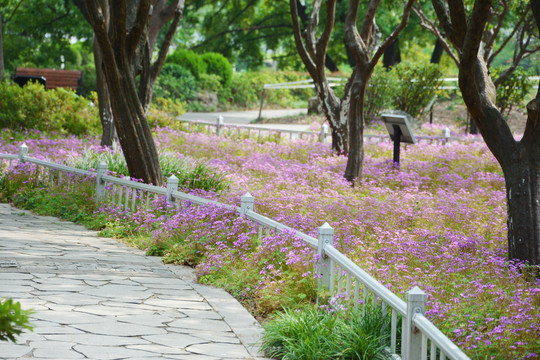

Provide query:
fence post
left=317, top=222, right=334, bottom=302
left=404, top=286, right=427, bottom=360
left=18, top=144, right=28, bottom=163
left=95, top=161, right=108, bottom=203
left=241, top=192, right=254, bottom=214
left=320, top=123, right=328, bottom=143
left=216, top=115, right=224, bottom=136
left=443, top=127, right=450, bottom=144
left=166, top=175, right=179, bottom=206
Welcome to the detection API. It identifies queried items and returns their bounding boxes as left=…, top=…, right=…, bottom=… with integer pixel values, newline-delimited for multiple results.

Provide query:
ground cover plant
left=0, top=123, right=538, bottom=359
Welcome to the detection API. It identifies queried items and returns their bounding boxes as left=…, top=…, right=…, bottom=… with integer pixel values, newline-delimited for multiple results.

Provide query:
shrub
left=198, top=73, right=223, bottom=94
left=391, top=61, right=444, bottom=119
left=0, top=299, right=33, bottom=342
left=167, top=48, right=207, bottom=80
left=154, top=63, right=199, bottom=102
left=227, top=70, right=314, bottom=109
left=492, top=66, right=533, bottom=117
left=0, top=81, right=100, bottom=135
left=365, top=65, right=395, bottom=123
left=201, top=52, right=233, bottom=87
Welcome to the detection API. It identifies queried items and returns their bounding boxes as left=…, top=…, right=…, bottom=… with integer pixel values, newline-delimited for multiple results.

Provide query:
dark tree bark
left=290, top=0, right=349, bottom=154
left=295, top=0, right=340, bottom=73
left=430, top=38, right=444, bottom=63
left=83, top=0, right=184, bottom=186
left=75, top=0, right=182, bottom=146
left=432, top=0, right=540, bottom=266
left=94, top=36, right=115, bottom=147
left=342, top=0, right=414, bottom=182
left=383, top=38, right=401, bottom=70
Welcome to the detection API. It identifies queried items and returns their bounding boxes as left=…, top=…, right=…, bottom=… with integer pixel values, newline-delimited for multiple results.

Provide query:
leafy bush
left=0, top=299, right=33, bottom=342
left=227, top=70, right=313, bottom=109
left=199, top=73, right=223, bottom=94
left=0, top=81, right=100, bottom=135
left=391, top=61, right=444, bottom=119
left=261, top=305, right=392, bottom=360
left=365, top=65, right=395, bottom=123
left=492, top=66, right=533, bottom=117
left=201, top=52, right=233, bottom=87
left=167, top=48, right=207, bottom=80
left=154, top=63, right=199, bottom=102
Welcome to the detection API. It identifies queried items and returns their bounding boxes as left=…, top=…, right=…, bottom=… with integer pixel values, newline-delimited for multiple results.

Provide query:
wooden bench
left=13, top=68, right=83, bottom=95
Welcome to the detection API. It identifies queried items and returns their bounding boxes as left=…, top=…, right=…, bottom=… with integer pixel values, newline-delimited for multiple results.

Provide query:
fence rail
left=0, top=144, right=471, bottom=360
left=176, top=117, right=480, bottom=145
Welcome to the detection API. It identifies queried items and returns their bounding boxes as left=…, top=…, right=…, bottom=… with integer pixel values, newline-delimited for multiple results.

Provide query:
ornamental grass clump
left=67, top=148, right=229, bottom=192
left=261, top=305, right=392, bottom=360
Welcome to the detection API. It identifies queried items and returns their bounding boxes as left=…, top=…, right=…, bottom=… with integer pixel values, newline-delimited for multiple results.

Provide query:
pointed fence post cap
left=97, top=161, right=108, bottom=169
left=407, top=286, right=427, bottom=302
left=318, top=222, right=334, bottom=236
left=19, top=143, right=28, bottom=150
left=167, top=174, right=179, bottom=182
left=242, top=192, right=253, bottom=199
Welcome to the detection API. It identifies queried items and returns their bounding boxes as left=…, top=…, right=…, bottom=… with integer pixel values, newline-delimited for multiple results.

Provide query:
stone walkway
left=0, top=204, right=268, bottom=359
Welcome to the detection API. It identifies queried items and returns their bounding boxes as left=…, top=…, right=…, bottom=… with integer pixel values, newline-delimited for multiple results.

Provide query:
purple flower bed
left=1, top=125, right=538, bottom=359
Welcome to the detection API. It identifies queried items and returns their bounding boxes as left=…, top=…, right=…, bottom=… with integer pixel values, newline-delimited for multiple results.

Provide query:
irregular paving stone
left=45, top=333, right=151, bottom=346
left=30, top=340, right=84, bottom=359
left=32, top=310, right=105, bottom=325
left=115, top=313, right=176, bottom=327
left=0, top=343, right=33, bottom=358
left=186, top=342, right=253, bottom=359
left=143, top=333, right=207, bottom=349
left=72, top=322, right=167, bottom=336
left=74, top=344, right=155, bottom=359
left=127, top=343, right=192, bottom=355
left=168, top=318, right=232, bottom=332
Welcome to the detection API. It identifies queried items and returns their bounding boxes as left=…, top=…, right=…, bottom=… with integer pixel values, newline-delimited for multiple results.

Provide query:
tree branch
left=289, top=0, right=316, bottom=76
left=344, top=0, right=367, bottom=64
left=370, top=0, right=415, bottom=68
left=360, top=0, right=381, bottom=46
left=127, top=0, right=151, bottom=59
left=412, top=4, right=460, bottom=65
left=151, top=0, right=184, bottom=78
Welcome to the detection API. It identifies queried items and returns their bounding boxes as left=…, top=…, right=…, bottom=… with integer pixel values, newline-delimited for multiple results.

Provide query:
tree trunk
left=94, top=37, right=115, bottom=147
left=504, top=151, right=540, bottom=266
left=383, top=38, right=401, bottom=70
left=315, top=82, right=349, bottom=154
left=0, top=14, right=4, bottom=80
left=344, top=76, right=366, bottom=182
left=110, top=70, right=162, bottom=185
left=430, top=38, right=444, bottom=64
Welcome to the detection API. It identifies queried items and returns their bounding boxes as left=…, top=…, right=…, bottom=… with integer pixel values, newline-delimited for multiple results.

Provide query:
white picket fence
left=0, top=144, right=470, bottom=360
left=176, top=116, right=475, bottom=146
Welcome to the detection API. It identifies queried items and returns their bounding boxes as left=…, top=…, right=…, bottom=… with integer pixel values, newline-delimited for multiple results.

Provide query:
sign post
left=381, top=114, right=416, bottom=168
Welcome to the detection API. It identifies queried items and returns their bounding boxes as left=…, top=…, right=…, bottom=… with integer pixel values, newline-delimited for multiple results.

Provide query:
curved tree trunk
left=344, top=75, right=366, bottom=182
left=94, top=37, right=115, bottom=147
left=383, top=38, right=401, bottom=70
left=504, top=138, right=540, bottom=265
left=0, top=14, right=4, bottom=80
left=430, top=38, right=444, bottom=64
